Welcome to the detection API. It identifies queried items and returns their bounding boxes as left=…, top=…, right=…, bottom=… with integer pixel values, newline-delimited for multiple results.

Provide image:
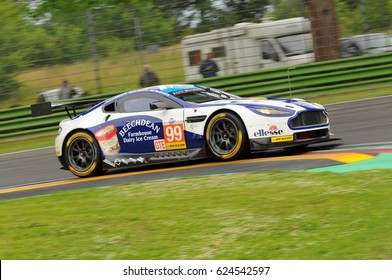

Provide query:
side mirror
left=150, top=100, right=169, bottom=110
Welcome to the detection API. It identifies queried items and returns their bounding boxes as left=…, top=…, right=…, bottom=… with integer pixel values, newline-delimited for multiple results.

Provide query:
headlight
left=256, top=107, right=292, bottom=116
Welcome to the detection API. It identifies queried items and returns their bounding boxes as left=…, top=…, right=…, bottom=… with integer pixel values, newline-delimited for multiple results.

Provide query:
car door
left=114, top=92, right=186, bottom=155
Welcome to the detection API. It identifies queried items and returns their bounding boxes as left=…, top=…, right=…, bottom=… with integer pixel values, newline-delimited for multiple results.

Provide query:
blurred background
left=1, top=0, right=391, bottom=108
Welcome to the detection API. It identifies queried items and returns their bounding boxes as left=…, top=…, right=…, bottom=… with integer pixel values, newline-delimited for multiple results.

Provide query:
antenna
left=287, top=67, right=296, bottom=101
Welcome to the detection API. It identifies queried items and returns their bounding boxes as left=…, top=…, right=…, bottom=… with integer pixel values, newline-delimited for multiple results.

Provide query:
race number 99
left=163, top=123, right=187, bottom=150
left=165, top=124, right=184, bottom=142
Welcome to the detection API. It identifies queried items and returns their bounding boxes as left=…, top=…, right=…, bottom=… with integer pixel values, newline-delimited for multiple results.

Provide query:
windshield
left=277, top=33, right=313, bottom=56
left=172, top=87, right=241, bottom=104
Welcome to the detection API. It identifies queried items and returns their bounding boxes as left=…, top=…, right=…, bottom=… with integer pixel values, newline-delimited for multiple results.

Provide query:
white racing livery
left=32, top=84, right=333, bottom=177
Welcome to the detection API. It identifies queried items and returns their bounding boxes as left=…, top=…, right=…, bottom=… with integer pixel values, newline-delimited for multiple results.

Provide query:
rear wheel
left=64, top=131, right=102, bottom=177
left=206, top=112, right=248, bottom=160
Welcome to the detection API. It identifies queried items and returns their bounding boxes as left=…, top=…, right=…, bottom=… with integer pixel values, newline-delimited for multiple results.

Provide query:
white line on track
left=0, top=146, right=54, bottom=157
left=324, top=94, right=392, bottom=106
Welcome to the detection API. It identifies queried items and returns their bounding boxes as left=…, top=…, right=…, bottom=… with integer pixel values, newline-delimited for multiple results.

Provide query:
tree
left=335, top=0, right=392, bottom=35
left=221, top=0, right=270, bottom=22
left=335, top=0, right=363, bottom=35
left=269, top=0, right=307, bottom=19
left=153, top=0, right=270, bottom=32
left=24, top=0, right=178, bottom=54
left=0, top=1, right=35, bottom=100
left=306, top=0, right=340, bottom=61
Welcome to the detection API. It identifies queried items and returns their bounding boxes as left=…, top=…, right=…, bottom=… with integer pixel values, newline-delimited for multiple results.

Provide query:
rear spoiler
left=31, top=99, right=104, bottom=119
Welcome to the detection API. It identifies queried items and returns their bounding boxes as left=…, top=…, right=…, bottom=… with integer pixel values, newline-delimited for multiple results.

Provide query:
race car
left=31, top=84, right=332, bottom=177
left=37, top=86, right=85, bottom=102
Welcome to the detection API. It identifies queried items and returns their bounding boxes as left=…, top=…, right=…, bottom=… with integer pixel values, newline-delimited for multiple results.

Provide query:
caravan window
left=276, top=34, right=313, bottom=56
left=188, top=50, right=201, bottom=66
left=261, top=40, right=279, bottom=61
left=212, top=46, right=226, bottom=58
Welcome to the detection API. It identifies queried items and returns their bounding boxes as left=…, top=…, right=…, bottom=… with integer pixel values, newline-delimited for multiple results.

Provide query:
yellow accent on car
left=222, top=130, right=243, bottom=159
left=66, top=132, right=93, bottom=147
left=68, top=162, right=97, bottom=177
left=206, top=113, right=227, bottom=142
left=271, top=135, right=294, bottom=143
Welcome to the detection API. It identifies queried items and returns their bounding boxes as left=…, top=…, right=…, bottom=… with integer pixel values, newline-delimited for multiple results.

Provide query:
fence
left=0, top=0, right=391, bottom=109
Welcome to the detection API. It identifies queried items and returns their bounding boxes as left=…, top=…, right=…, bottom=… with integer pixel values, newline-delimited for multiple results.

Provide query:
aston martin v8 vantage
left=32, top=84, right=332, bottom=177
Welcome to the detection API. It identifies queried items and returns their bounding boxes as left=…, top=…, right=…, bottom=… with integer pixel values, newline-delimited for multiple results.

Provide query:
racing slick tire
left=64, top=131, right=103, bottom=177
left=57, top=156, right=66, bottom=168
left=206, top=112, right=249, bottom=160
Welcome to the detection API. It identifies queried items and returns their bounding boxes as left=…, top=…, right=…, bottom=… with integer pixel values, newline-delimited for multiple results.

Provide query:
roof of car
left=98, top=84, right=202, bottom=105
left=144, top=84, right=204, bottom=94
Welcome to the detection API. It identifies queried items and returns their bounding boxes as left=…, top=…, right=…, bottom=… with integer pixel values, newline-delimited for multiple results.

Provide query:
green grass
left=306, top=87, right=392, bottom=105
left=0, top=132, right=56, bottom=154
left=0, top=171, right=391, bottom=259
left=2, top=45, right=184, bottom=109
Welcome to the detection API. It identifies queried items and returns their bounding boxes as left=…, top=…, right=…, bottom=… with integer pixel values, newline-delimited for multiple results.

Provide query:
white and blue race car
left=32, top=84, right=332, bottom=177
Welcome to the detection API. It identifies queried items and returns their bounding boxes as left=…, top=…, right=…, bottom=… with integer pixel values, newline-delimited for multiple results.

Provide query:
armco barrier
left=0, top=106, right=32, bottom=122
left=1, top=52, right=391, bottom=140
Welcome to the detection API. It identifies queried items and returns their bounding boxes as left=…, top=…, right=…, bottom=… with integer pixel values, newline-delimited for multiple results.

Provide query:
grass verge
left=0, top=170, right=391, bottom=260
left=0, top=132, right=56, bottom=154
left=306, top=87, right=392, bottom=105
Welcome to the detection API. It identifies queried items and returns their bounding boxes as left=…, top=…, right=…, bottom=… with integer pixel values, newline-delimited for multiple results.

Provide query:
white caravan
left=181, top=17, right=314, bottom=80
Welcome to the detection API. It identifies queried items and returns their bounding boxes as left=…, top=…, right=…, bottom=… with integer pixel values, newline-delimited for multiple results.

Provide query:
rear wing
left=31, top=99, right=104, bottom=119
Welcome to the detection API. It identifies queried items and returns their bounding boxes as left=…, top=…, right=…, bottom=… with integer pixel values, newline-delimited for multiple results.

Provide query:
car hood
left=201, top=98, right=325, bottom=111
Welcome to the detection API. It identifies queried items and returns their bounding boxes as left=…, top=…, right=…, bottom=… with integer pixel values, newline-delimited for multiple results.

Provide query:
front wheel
left=64, top=131, right=102, bottom=177
left=206, top=112, right=249, bottom=160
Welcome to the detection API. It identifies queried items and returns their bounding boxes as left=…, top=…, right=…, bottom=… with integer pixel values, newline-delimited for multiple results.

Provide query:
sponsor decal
left=271, top=135, right=294, bottom=143
left=103, top=157, right=146, bottom=167
left=171, top=88, right=205, bottom=96
left=163, top=123, right=187, bottom=150
left=253, top=124, right=293, bottom=142
left=96, top=116, right=188, bottom=154
left=102, top=148, right=204, bottom=169
left=254, top=125, right=284, bottom=137
left=116, top=157, right=145, bottom=165
left=119, top=122, right=187, bottom=151
left=118, top=117, right=163, bottom=151
left=119, top=118, right=160, bottom=137
left=103, top=159, right=116, bottom=167
left=122, top=130, right=159, bottom=144
left=95, top=125, right=120, bottom=155
left=154, top=139, right=166, bottom=151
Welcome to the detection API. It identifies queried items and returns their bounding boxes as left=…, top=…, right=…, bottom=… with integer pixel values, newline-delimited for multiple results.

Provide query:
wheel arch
left=61, top=128, right=100, bottom=157
left=204, top=109, right=249, bottom=141
left=62, top=128, right=104, bottom=177
left=59, top=128, right=104, bottom=170
left=204, top=109, right=250, bottom=160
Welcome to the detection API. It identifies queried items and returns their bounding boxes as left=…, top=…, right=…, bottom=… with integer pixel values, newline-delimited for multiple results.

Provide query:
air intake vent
left=290, top=111, right=327, bottom=127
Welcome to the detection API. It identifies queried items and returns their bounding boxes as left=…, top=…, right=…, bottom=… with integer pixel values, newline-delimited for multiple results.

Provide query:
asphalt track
left=1, top=95, right=391, bottom=200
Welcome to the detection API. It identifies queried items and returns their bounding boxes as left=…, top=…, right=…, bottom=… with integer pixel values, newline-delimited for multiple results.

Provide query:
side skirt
left=101, top=148, right=208, bottom=170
